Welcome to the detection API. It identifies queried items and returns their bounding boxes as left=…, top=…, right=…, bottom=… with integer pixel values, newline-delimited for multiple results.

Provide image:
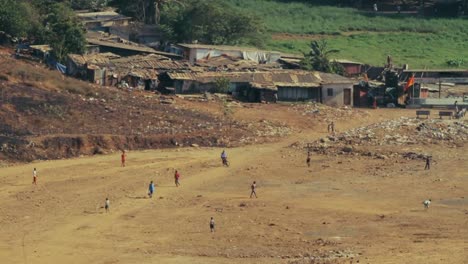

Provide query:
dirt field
left=0, top=107, right=467, bottom=264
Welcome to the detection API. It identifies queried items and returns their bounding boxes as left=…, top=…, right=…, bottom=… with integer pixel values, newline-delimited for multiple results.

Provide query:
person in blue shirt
left=148, top=181, right=155, bottom=198
left=221, top=150, right=228, bottom=166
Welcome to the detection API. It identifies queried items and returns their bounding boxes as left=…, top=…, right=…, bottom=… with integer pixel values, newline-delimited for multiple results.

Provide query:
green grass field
left=224, top=0, right=468, bottom=68
left=266, top=32, right=468, bottom=68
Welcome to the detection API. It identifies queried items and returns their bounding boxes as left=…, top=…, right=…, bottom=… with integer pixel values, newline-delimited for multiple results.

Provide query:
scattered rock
left=342, top=146, right=353, bottom=153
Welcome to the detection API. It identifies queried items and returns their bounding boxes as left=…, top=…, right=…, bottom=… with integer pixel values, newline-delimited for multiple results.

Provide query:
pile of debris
left=293, top=117, right=467, bottom=160
left=327, top=117, right=468, bottom=146
left=288, top=102, right=369, bottom=122
left=287, top=249, right=359, bottom=264
left=254, top=120, right=291, bottom=137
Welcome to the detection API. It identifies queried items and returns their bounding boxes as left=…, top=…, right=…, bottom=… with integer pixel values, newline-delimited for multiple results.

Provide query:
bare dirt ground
left=0, top=106, right=466, bottom=264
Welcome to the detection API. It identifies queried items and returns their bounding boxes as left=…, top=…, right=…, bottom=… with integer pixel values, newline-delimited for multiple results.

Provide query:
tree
left=171, top=0, right=266, bottom=46
left=154, top=0, right=184, bottom=25
left=111, top=0, right=183, bottom=25
left=44, top=3, right=86, bottom=62
left=0, top=0, right=35, bottom=38
left=110, top=0, right=266, bottom=46
left=212, top=77, right=230, bottom=93
left=300, top=40, right=344, bottom=74
left=70, top=0, right=109, bottom=11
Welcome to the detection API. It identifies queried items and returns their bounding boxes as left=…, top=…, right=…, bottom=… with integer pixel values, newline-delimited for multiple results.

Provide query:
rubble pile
left=329, top=117, right=468, bottom=146
left=293, top=118, right=467, bottom=160
left=289, top=103, right=369, bottom=122
left=288, top=249, right=358, bottom=264
left=253, top=120, right=291, bottom=137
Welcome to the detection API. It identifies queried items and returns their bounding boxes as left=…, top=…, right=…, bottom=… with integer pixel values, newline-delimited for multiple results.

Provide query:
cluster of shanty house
left=62, top=10, right=362, bottom=106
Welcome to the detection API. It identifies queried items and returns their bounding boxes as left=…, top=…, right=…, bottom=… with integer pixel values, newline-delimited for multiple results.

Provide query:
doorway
left=344, top=88, right=351, bottom=105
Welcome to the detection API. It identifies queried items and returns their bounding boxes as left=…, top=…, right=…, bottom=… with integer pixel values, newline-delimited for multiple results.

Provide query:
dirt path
left=1, top=109, right=467, bottom=263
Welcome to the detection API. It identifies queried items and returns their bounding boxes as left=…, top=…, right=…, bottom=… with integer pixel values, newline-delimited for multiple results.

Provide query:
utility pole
left=439, top=79, right=441, bottom=99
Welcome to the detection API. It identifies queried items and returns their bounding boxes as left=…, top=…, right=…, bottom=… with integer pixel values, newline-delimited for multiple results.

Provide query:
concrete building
left=172, top=44, right=281, bottom=65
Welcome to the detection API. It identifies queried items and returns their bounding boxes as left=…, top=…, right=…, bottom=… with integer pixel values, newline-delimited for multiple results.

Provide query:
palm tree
left=300, top=40, right=343, bottom=74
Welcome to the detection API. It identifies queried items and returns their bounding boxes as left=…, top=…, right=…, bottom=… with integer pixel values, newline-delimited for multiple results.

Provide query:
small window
left=327, top=88, right=333, bottom=96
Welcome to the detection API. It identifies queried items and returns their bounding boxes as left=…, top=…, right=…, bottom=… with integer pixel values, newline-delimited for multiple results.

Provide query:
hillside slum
left=14, top=10, right=468, bottom=110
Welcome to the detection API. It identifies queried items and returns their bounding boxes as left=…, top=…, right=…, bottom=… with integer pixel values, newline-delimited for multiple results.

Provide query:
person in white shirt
left=210, top=217, right=215, bottom=232
left=32, top=168, right=37, bottom=185
left=105, top=198, right=110, bottom=212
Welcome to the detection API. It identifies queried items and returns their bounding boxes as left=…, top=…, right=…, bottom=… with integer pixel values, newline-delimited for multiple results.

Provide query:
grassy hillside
left=224, top=0, right=468, bottom=68
left=267, top=32, right=468, bottom=68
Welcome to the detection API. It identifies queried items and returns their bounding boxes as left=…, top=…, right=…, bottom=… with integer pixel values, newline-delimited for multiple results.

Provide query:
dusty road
left=0, top=109, right=467, bottom=264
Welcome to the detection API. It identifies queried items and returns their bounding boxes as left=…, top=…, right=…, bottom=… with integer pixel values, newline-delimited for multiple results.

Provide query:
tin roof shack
left=167, top=70, right=352, bottom=105
left=174, top=44, right=281, bottom=65
left=66, top=52, right=121, bottom=78
left=76, top=11, right=131, bottom=32
left=167, top=72, right=252, bottom=95
left=85, top=32, right=180, bottom=58
left=193, top=54, right=281, bottom=72
left=29, top=45, right=52, bottom=62
left=334, top=59, right=365, bottom=77
left=68, top=53, right=186, bottom=89
left=321, top=73, right=355, bottom=107
left=109, top=54, right=186, bottom=90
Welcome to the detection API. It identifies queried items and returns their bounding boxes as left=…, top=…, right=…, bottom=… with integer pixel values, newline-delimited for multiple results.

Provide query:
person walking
left=424, top=156, right=431, bottom=170
left=221, top=150, right=228, bottom=166
left=148, top=181, right=155, bottom=198
left=121, top=150, right=126, bottom=167
left=105, top=198, right=110, bottom=213
left=174, top=170, right=181, bottom=187
left=373, top=3, right=378, bottom=12
left=306, top=152, right=311, bottom=167
left=250, top=181, right=258, bottom=198
left=423, top=199, right=431, bottom=209
left=327, top=121, right=335, bottom=133
left=32, top=168, right=38, bottom=185
left=210, top=217, right=215, bottom=232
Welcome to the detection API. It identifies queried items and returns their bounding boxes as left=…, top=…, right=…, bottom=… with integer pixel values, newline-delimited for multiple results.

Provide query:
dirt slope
left=0, top=53, right=290, bottom=162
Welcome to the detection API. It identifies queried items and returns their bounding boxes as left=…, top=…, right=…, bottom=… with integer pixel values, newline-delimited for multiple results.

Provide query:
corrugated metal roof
left=319, top=72, right=354, bottom=84
left=30, top=45, right=52, bottom=52
left=87, top=39, right=157, bottom=53
left=109, top=54, right=184, bottom=70
left=76, top=11, right=131, bottom=22
left=68, top=52, right=121, bottom=66
left=168, top=70, right=337, bottom=87
left=250, top=82, right=277, bottom=90
left=333, top=59, right=364, bottom=65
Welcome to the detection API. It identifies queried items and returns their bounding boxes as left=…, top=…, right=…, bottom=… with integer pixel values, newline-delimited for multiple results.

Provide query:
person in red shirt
left=121, top=150, right=126, bottom=167
left=174, top=170, right=180, bottom=187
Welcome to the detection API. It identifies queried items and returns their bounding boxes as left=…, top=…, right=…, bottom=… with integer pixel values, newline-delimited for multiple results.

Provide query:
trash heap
left=294, top=117, right=467, bottom=160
